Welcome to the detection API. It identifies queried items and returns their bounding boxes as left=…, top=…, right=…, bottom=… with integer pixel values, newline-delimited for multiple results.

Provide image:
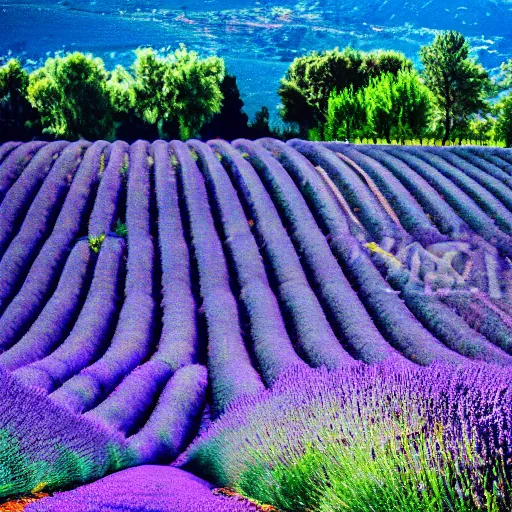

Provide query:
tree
left=495, top=95, right=512, bottom=147
left=392, top=70, right=433, bottom=144
left=200, top=74, right=249, bottom=140
left=249, top=106, right=272, bottom=139
left=278, top=47, right=412, bottom=135
left=0, top=59, right=38, bottom=141
left=132, top=45, right=225, bottom=139
left=324, top=85, right=366, bottom=141
left=420, top=31, right=491, bottom=145
left=27, top=52, right=114, bottom=140
left=364, top=73, right=399, bottom=144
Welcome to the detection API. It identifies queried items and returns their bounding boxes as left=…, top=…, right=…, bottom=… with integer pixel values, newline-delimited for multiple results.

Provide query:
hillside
left=0, top=140, right=512, bottom=504
left=1, top=1, right=511, bottom=120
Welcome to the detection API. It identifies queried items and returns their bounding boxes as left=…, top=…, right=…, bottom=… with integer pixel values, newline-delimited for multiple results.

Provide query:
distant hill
left=1, top=0, right=511, bottom=121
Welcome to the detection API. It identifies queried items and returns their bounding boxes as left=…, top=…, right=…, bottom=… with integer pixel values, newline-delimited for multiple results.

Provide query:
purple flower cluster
left=415, top=148, right=512, bottom=235
left=0, top=141, right=47, bottom=202
left=0, top=366, right=129, bottom=499
left=369, top=247, right=512, bottom=364
left=389, top=148, right=512, bottom=256
left=0, top=239, right=94, bottom=370
left=324, top=142, right=446, bottom=246
left=0, top=141, right=107, bottom=352
left=182, top=361, right=512, bottom=510
left=151, top=140, right=198, bottom=371
left=84, top=360, right=173, bottom=436
left=26, top=466, right=262, bottom=512
left=211, top=139, right=352, bottom=370
left=452, top=147, right=512, bottom=190
left=235, top=139, right=401, bottom=364
left=127, top=364, right=208, bottom=465
left=290, top=139, right=406, bottom=242
left=190, top=140, right=305, bottom=384
left=51, top=141, right=155, bottom=413
left=0, top=141, right=22, bottom=165
left=264, top=139, right=466, bottom=365
left=0, top=141, right=68, bottom=258
left=171, top=140, right=264, bottom=416
left=358, top=146, right=470, bottom=238
left=0, top=141, right=88, bottom=314
left=88, top=140, right=128, bottom=238
left=13, top=235, right=126, bottom=393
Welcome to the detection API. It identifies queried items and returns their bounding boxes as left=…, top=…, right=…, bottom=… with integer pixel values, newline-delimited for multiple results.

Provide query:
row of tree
left=0, top=31, right=512, bottom=145
left=0, top=46, right=267, bottom=142
left=279, top=31, right=512, bottom=146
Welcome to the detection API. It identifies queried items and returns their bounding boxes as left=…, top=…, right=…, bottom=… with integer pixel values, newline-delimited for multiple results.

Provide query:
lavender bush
left=88, top=140, right=128, bottom=238
left=0, top=239, right=94, bottom=370
left=0, top=366, right=129, bottom=499
left=50, top=141, right=154, bottom=413
left=190, top=139, right=305, bottom=384
left=413, top=148, right=512, bottom=235
left=13, top=235, right=125, bottom=392
left=211, top=139, right=352, bottom=370
left=0, top=141, right=47, bottom=202
left=290, top=139, right=407, bottom=242
left=357, top=146, right=470, bottom=238
left=234, top=139, right=402, bottom=364
left=127, top=364, right=208, bottom=465
left=26, top=466, right=261, bottom=512
left=262, top=139, right=468, bottom=365
left=0, top=141, right=67, bottom=258
left=0, top=141, right=22, bottom=165
left=452, top=148, right=512, bottom=189
left=0, top=141, right=88, bottom=314
left=183, top=362, right=512, bottom=512
left=390, top=149, right=512, bottom=257
left=171, top=140, right=264, bottom=416
left=0, top=141, right=107, bottom=351
left=151, top=140, right=198, bottom=371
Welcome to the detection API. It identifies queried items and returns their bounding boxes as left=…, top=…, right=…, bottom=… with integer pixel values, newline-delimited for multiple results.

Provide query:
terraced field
left=1, top=139, right=512, bottom=508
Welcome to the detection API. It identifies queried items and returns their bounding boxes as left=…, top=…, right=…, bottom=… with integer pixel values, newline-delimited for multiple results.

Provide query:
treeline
left=280, top=31, right=512, bottom=146
left=1, top=31, right=512, bottom=145
left=0, top=45, right=269, bottom=143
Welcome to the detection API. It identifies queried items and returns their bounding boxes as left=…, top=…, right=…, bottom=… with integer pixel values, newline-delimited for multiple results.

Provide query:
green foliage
left=200, top=74, right=249, bottom=140
left=132, top=44, right=225, bottom=139
left=88, top=233, right=106, bottom=253
left=325, top=70, right=433, bottom=143
left=114, top=220, right=127, bottom=238
left=420, top=31, right=491, bottom=145
left=325, top=85, right=366, bottom=141
left=495, top=94, right=512, bottom=147
left=107, top=65, right=136, bottom=118
left=27, top=52, right=114, bottom=140
left=249, top=106, right=272, bottom=138
left=279, top=47, right=412, bottom=134
left=0, top=59, right=38, bottom=141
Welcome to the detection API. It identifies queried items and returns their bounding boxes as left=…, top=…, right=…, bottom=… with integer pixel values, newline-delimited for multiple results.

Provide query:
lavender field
left=0, top=139, right=511, bottom=511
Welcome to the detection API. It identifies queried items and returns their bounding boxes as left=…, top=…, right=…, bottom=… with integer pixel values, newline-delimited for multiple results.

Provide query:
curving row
left=1, top=139, right=512, bottom=478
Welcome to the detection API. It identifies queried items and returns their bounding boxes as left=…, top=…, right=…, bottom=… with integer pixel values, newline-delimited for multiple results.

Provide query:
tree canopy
left=27, top=52, right=114, bottom=140
left=278, top=47, right=412, bottom=134
left=420, top=31, right=491, bottom=145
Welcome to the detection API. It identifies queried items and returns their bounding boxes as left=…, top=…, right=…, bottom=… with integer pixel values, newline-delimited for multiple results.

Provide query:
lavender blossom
left=0, top=141, right=68, bottom=258
left=0, top=141, right=108, bottom=351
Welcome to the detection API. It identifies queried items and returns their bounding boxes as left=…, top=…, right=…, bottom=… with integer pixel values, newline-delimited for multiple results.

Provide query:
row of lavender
left=0, top=140, right=511, bottom=500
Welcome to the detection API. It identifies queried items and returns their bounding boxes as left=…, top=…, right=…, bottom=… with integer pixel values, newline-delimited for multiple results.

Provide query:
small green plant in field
left=88, top=233, right=105, bottom=253
left=120, top=155, right=129, bottom=175
left=170, top=154, right=179, bottom=167
left=114, top=220, right=127, bottom=238
left=99, top=153, right=106, bottom=176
